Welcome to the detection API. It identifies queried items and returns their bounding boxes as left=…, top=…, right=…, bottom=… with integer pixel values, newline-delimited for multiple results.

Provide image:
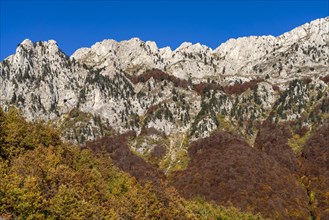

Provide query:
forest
left=0, top=107, right=262, bottom=219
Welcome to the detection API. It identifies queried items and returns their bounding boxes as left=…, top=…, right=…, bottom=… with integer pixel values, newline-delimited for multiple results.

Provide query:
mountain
left=0, top=17, right=329, bottom=219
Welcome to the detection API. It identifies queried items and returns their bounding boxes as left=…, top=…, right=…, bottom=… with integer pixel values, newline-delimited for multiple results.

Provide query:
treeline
left=0, top=107, right=262, bottom=219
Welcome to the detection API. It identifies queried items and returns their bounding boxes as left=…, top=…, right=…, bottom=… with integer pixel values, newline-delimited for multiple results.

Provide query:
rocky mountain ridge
left=72, top=17, right=328, bottom=83
left=0, top=17, right=328, bottom=145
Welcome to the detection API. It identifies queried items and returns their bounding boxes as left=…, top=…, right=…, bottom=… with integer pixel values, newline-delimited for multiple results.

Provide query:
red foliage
left=171, top=131, right=309, bottom=219
left=224, top=79, right=263, bottom=95
left=272, top=84, right=280, bottom=92
left=302, top=77, right=312, bottom=84
left=126, top=69, right=188, bottom=88
left=295, top=126, right=309, bottom=137
left=320, top=75, right=329, bottom=83
left=150, top=145, right=166, bottom=159
left=300, top=124, right=329, bottom=177
left=254, top=120, right=299, bottom=172
left=127, top=69, right=269, bottom=96
left=146, top=104, right=160, bottom=115
left=193, top=82, right=223, bottom=95
left=299, top=124, right=329, bottom=219
left=85, top=132, right=166, bottom=184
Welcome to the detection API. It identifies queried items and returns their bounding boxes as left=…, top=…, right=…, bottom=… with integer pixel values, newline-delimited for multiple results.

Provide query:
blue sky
left=1, top=0, right=328, bottom=60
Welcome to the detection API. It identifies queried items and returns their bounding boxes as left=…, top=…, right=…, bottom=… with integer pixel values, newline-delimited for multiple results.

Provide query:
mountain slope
left=0, top=16, right=329, bottom=219
left=171, top=130, right=310, bottom=219
left=0, top=108, right=261, bottom=220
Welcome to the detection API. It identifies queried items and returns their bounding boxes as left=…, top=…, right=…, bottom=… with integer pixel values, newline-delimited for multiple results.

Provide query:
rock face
left=1, top=17, right=328, bottom=144
left=72, top=17, right=329, bottom=83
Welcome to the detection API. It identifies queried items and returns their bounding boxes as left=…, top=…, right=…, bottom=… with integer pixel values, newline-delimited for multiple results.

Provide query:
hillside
left=0, top=107, right=262, bottom=219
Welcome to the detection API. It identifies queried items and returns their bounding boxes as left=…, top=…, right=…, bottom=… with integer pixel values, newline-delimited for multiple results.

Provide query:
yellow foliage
left=0, top=107, right=263, bottom=219
left=185, top=197, right=264, bottom=220
left=217, top=114, right=235, bottom=132
left=0, top=107, right=61, bottom=159
left=288, top=130, right=311, bottom=153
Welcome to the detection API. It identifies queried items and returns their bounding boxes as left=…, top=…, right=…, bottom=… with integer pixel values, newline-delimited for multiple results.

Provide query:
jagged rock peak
left=277, top=17, right=329, bottom=45
left=175, top=42, right=212, bottom=53
left=19, top=39, right=34, bottom=49
left=15, top=39, right=61, bottom=56
left=18, top=39, right=58, bottom=48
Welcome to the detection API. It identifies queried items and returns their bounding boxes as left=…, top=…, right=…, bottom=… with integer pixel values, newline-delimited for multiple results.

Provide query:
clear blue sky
left=1, top=0, right=328, bottom=60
